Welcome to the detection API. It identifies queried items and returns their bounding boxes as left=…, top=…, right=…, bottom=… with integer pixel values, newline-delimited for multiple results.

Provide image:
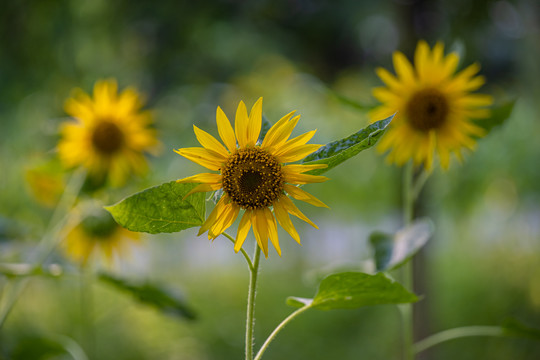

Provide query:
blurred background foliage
left=1, top=0, right=539, bottom=359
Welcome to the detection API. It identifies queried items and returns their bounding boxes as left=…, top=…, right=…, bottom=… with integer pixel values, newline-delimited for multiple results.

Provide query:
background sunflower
left=370, top=40, right=493, bottom=170
left=58, top=79, right=160, bottom=187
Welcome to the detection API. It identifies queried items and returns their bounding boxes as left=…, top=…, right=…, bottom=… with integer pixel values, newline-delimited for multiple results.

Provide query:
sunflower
left=58, top=79, right=160, bottom=187
left=175, top=98, right=328, bottom=257
left=64, top=208, right=140, bottom=266
left=370, top=40, right=493, bottom=170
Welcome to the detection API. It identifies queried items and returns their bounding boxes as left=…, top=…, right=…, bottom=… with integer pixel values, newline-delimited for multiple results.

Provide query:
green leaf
left=502, top=318, right=540, bottom=340
left=301, top=115, right=393, bottom=175
left=370, top=218, right=434, bottom=272
left=105, top=181, right=205, bottom=234
left=473, top=100, right=515, bottom=134
left=99, top=272, right=196, bottom=320
left=288, top=272, right=417, bottom=310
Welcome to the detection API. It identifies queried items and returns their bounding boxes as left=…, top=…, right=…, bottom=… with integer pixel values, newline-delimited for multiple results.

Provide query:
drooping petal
left=252, top=209, right=269, bottom=257
left=234, top=210, right=252, bottom=252
left=264, top=207, right=281, bottom=256
left=193, top=125, right=229, bottom=158
left=208, top=203, right=240, bottom=240
left=279, top=196, right=318, bottom=229
left=216, top=106, right=237, bottom=152
left=273, top=198, right=301, bottom=244
left=197, top=195, right=228, bottom=236
left=284, top=184, right=328, bottom=208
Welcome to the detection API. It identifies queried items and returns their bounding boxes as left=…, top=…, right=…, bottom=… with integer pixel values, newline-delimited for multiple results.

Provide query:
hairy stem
left=245, top=246, right=261, bottom=360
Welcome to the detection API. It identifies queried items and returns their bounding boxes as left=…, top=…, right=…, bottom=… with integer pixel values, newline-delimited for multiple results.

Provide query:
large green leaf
left=473, top=100, right=515, bottom=134
left=105, top=182, right=205, bottom=234
left=99, top=272, right=196, bottom=320
left=301, top=115, right=393, bottom=175
left=370, top=219, right=434, bottom=272
left=288, top=272, right=417, bottom=310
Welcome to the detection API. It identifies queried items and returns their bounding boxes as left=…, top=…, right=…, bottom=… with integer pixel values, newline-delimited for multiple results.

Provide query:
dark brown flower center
left=91, top=120, right=124, bottom=155
left=222, top=147, right=283, bottom=210
left=406, top=88, right=449, bottom=131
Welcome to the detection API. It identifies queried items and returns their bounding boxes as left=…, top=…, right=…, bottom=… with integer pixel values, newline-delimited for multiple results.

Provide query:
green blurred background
left=1, top=0, right=539, bottom=359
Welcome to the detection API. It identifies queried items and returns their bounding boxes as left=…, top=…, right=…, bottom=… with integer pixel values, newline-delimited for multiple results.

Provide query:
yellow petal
left=276, top=144, right=322, bottom=163
left=235, top=101, right=249, bottom=148
left=216, top=106, right=237, bottom=153
left=198, top=195, right=227, bottom=236
left=393, top=51, right=415, bottom=84
left=273, top=129, right=317, bottom=157
left=282, top=169, right=329, bottom=185
left=209, top=203, right=239, bottom=240
left=376, top=67, right=400, bottom=90
left=282, top=164, right=327, bottom=174
left=261, top=110, right=296, bottom=149
left=252, top=209, right=269, bottom=257
left=284, top=184, right=328, bottom=208
left=234, top=210, right=252, bottom=253
left=455, top=94, right=493, bottom=107
left=264, top=207, right=281, bottom=256
left=414, top=40, right=430, bottom=79
left=177, top=173, right=222, bottom=184
left=193, top=125, right=229, bottom=158
left=174, top=148, right=226, bottom=171
left=182, top=183, right=221, bottom=200
left=247, top=97, right=263, bottom=146
left=265, top=115, right=300, bottom=151
left=279, top=196, right=318, bottom=229
left=273, top=198, right=301, bottom=244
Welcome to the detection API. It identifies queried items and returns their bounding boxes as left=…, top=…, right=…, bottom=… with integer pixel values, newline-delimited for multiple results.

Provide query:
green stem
left=0, top=170, right=85, bottom=329
left=223, top=232, right=253, bottom=271
left=254, top=305, right=312, bottom=360
left=413, top=326, right=504, bottom=354
left=245, top=246, right=261, bottom=360
left=401, top=161, right=415, bottom=360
